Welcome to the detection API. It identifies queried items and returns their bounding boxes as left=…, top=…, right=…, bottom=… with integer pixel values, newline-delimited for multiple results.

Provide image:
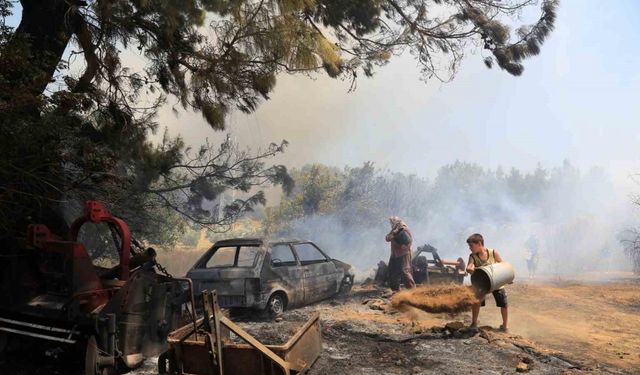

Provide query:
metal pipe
left=107, top=313, right=116, bottom=356
left=0, top=317, right=79, bottom=334
left=0, top=327, right=76, bottom=344
left=174, top=277, right=198, bottom=340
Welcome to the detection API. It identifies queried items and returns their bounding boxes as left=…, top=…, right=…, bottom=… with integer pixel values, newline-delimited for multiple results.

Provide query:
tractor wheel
left=85, top=336, right=117, bottom=375
left=267, top=293, right=286, bottom=317
left=158, top=350, right=178, bottom=374
left=0, top=332, right=8, bottom=355
left=85, top=336, right=99, bottom=375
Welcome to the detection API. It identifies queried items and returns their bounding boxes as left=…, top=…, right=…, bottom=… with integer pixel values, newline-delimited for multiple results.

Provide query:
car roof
left=212, top=238, right=263, bottom=247
left=212, top=238, right=314, bottom=247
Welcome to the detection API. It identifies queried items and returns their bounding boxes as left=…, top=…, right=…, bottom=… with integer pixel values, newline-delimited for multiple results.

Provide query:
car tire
left=267, top=293, right=286, bottom=317
left=338, top=275, right=353, bottom=295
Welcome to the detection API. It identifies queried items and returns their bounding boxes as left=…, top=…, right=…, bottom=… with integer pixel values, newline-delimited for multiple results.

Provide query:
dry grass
left=391, top=284, right=480, bottom=314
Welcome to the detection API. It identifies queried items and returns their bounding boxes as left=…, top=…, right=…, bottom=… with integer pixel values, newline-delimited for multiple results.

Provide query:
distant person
left=524, top=234, right=540, bottom=279
left=385, top=217, right=416, bottom=291
left=466, top=233, right=508, bottom=332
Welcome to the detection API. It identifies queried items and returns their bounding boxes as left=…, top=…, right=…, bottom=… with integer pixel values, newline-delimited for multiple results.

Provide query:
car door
left=187, top=244, right=262, bottom=305
left=187, top=246, right=237, bottom=295
left=266, top=243, right=305, bottom=307
left=292, top=242, right=339, bottom=304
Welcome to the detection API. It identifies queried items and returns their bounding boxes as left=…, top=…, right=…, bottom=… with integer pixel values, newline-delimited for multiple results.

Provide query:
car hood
left=331, top=259, right=354, bottom=275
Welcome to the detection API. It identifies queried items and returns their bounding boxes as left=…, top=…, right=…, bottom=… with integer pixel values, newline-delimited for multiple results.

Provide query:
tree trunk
left=2, top=0, right=73, bottom=105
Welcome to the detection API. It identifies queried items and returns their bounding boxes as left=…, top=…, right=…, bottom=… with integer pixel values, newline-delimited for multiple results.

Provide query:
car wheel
left=267, top=293, right=286, bottom=316
left=339, top=275, right=353, bottom=295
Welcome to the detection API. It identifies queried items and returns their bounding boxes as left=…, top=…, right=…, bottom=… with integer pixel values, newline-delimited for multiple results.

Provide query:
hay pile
left=390, top=284, right=480, bottom=314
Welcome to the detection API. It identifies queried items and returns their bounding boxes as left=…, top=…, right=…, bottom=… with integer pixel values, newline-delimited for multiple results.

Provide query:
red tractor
left=0, top=201, right=194, bottom=375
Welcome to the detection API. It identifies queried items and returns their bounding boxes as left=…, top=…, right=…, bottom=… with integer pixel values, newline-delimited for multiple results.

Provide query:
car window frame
left=268, top=243, right=299, bottom=268
left=292, top=242, right=330, bottom=266
left=200, top=245, right=261, bottom=269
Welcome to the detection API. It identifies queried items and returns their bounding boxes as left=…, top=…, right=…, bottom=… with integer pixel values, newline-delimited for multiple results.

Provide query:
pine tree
left=0, top=0, right=558, bottom=246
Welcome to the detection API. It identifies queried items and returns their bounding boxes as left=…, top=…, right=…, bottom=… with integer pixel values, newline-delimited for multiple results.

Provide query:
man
left=385, top=217, right=416, bottom=291
left=466, top=233, right=508, bottom=332
left=524, top=234, right=539, bottom=279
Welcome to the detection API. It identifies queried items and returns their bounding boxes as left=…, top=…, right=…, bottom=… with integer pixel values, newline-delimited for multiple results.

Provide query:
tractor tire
left=0, top=332, right=8, bottom=356
left=374, top=262, right=388, bottom=285
left=85, top=336, right=99, bottom=375
left=158, top=350, right=178, bottom=374
left=85, top=336, right=117, bottom=375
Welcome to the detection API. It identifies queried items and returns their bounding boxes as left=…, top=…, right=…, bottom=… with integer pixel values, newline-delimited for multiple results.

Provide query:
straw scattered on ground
left=391, top=284, right=480, bottom=314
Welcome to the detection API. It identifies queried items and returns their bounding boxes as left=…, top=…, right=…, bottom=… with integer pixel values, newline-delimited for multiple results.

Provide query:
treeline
left=263, top=161, right=625, bottom=272
left=265, top=160, right=610, bottom=233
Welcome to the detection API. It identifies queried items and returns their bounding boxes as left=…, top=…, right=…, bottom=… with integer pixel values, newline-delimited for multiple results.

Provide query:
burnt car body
left=186, top=239, right=354, bottom=315
left=375, top=244, right=466, bottom=285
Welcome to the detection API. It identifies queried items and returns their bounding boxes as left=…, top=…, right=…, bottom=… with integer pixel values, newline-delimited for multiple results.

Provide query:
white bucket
left=471, top=262, right=515, bottom=295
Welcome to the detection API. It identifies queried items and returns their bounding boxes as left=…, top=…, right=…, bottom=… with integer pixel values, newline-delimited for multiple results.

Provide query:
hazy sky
left=7, top=1, right=640, bottom=190
left=155, top=0, right=640, bottom=192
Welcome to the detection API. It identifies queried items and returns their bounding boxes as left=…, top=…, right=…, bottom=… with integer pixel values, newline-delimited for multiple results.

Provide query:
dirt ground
left=498, top=278, right=640, bottom=371
left=302, top=278, right=640, bottom=374
left=1, top=276, right=638, bottom=374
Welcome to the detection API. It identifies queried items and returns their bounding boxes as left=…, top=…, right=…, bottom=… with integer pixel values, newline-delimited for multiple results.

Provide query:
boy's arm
left=494, top=249, right=504, bottom=263
left=466, top=256, right=475, bottom=273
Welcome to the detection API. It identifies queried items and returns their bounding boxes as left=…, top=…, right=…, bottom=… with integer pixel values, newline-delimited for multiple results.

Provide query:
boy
left=466, top=233, right=508, bottom=332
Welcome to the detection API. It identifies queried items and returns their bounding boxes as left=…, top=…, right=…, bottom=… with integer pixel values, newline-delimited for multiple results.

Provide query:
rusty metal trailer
left=159, top=290, right=322, bottom=375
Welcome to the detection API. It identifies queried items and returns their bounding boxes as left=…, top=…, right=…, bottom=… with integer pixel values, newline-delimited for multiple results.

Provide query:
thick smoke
left=269, top=161, right=634, bottom=279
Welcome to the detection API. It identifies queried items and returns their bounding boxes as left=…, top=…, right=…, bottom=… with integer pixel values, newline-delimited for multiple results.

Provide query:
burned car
left=186, top=239, right=355, bottom=315
left=375, top=244, right=466, bottom=285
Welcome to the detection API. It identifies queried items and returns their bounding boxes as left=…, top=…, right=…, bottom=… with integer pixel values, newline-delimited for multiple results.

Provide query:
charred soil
left=1, top=279, right=638, bottom=374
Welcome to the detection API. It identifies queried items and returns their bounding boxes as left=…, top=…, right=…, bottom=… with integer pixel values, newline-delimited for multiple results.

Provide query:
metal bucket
left=470, top=262, right=515, bottom=295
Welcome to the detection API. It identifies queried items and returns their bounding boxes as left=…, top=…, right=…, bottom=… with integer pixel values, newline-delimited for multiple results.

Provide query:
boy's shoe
left=499, top=325, right=508, bottom=332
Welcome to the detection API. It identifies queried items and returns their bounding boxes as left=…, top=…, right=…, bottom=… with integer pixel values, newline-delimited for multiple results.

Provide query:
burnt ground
left=281, top=285, right=624, bottom=375
left=1, top=279, right=638, bottom=374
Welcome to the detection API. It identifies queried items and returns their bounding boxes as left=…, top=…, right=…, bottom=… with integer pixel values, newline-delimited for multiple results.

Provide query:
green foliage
left=266, top=162, right=428, bottom=235
left=3, top=0, right=558, bottom=128
left=266, top=160, right=623, bottom=270
left=206, top=217, right=263, bottom=243
left=180, top=227, right=201, bottom=247
left=266, top=160, right=604, bottom=239
left=264, top=164, right=342, bottom=233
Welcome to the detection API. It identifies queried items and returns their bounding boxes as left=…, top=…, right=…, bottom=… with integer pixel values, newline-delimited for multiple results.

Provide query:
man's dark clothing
left=480, top=288, right=508, bottom=308
left=388, top=253, right=416, bottom=291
